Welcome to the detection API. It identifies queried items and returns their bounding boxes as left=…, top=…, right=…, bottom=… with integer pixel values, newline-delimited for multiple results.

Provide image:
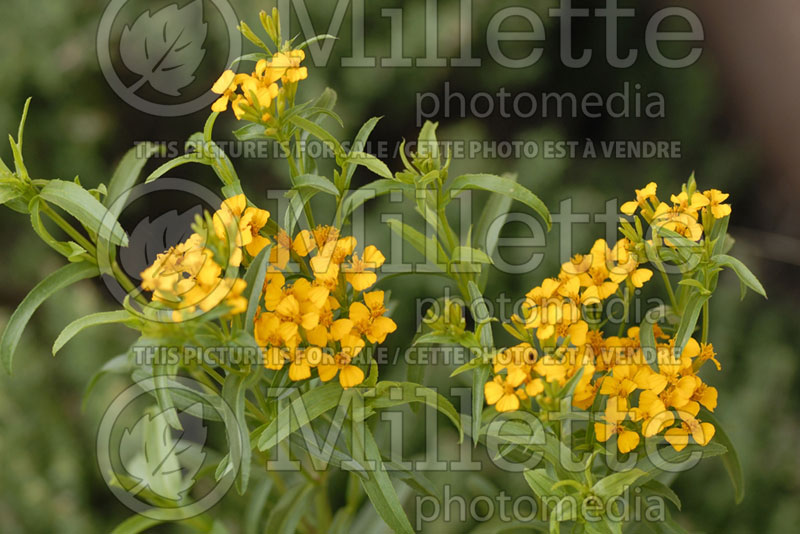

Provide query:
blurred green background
left=1, top=1, right=797, bottom=533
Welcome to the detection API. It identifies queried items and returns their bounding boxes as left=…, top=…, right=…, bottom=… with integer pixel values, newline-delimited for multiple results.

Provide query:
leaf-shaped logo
left=120, top=405, right=208, bottom=502
left=120, top=206, right=203, bottom=281
left=120, top=0, right=208, bottom=96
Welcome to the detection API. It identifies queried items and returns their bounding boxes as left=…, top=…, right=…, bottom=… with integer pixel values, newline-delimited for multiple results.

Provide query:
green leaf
left=0, top=187, right=22, bottom=206
left=221, top=372, right=251, bottom=495
left=291, top=173, right=339, bottom=197
left=110, top=515, right=164, bottom=534
left=106, top=143, right=163, bottom=211
left=635, top=441, right=727, bottom=480
left=386, top=217, right=445, bottom=269
left=639, top=479, right=681, bottom=510
left=345, top=151, right=393, bottom=179
left=238, top=21, right=270, bottom=51
left=711, top=254, right=767, bottom=299
left=447, top=173, right=551, bottom=230
left=700, top=409, right=744, bottom=504
left=39, top=180, right=128, bottom=246
left=349, top=424, right=415, bottom=534
left=152, top=353, right=181, bottom=430
left=368, top=381, right=463, bottom=442
left=29, top=198, right=86, bottom=260
left=244, top=478, right=273, bottom=534
left=144, top=153, right=210, bottom=183
left=523, top=468, right=559, bottom=498
left=340, top=180, right=414, bottom=221
left=639, top=311, right=659, bottom=369
left=672, top=292, right=709, bottom=360
left=340, top=116, right=381, bottom=191
left=52, top=310, right=134, bottom=355
left=257, top=382, right=345, bottom=450
left=1, top=262, right=98, bottom=373
left=288, top=115, right=343, bottom=157
left=264, top=482, right=314, bottom=534
left=591, top=469, right=646, bottom=499
left=449, top=352, right=491, bottom=378
left=417, top=121, right=440, bottom=162
left=82, top=354, right=132, bottom=410
left=468, top=281, right=494, bottom=346
left=451, top=246, right=493, bottom=265
left=242, top=244, right=272, bottom=335
left=467, top=281, right=494, bottom=445
left=297, top=33, right=338, bottom=51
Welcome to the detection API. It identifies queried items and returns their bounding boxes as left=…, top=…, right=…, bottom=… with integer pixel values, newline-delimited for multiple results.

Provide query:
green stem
left=39, top=203, right=96, bottom=256
left=701, top=300, right=709, bottom=344
left=659, top=270, right=678, bottom=310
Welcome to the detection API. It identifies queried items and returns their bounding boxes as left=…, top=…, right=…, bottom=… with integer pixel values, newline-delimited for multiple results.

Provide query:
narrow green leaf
left=673, top=292, right=709, bottom=360
left=82, top=354, right=131, bottom=410
left=1, top=262, right=98, bottom=373
left=264, top=482, right=314, bottom=534
left=700, top=409, right=745, bottom=503
left=340, top=116, right=381, bottom=191
left=106, top=143, right=163, bottom=210
left=244, top=478, right=273, bottom=534
left=346, top=151, right=393, bottom=179
left=639, top=479, right=682, bottom=510
left=39, top=180, right=128, bottom=246
left=0, top=187, right=22, bottom=206
left=386, top=218, right=445, bottom=270
left=523, top=468, right=559, bottom=498
left=591, top=468, right=647, bottom=499
left=291, top=173, right=339, bottom=196
left=711, top=254, right=767, bottom=298
left=448, top=173, right=551, bottom=230
left=451, top=246, right=493, bottom=265
left=341, top=180, right=414, bottom=220
left=369, top=381, right=463, bottom=442
left=221, top=372, right=251, bottom=494
left=110, top=515, right=164, bottom=534
left=242, top=244, right=272, bottom=335
left=297, top=33, right=338, bottom=51
left=257, top=382, right=345, bottom=450
left=350, top=424, right=415, bottom=534
left=288, top=115, right=343, bottom=157
left=53, top=310, right=134, bottom=355
left=144, top=154, right=210, bottom=183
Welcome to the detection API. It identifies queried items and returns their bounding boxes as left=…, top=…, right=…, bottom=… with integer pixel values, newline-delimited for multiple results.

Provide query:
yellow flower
left=634, top=390, right=674, bottom=437
left=607, top=238, right=652, bottom=288
left=349, top=290, right=397, bottom=344
left=211, top=70, right=243, bottom=112
left=485, top=375, right=525, bottom=413
left=620, top=182, right=658, bottom=216
left=576, top=240, right=619, bottom=302
left=664, top=411, right=715, bottom=451
left=317, top=334, right=366, bottom=389
left=520, top=278, right=563, bottom=340
left=288, top=346, right=323, bottom=382
left=652, top=203, right=704, bottom=243
left=703, top=189, right=731, bottom=218
left=345, top=245, right=385, bottom=291
left=594, top=400, right=640, bottom=454
left=272, top=50, right=308, bottom=83
left=255, top=312, right=299, bottom=370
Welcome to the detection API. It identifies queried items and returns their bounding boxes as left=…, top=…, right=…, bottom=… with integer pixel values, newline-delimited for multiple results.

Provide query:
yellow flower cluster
left=254, top=225, right=397, bottom=389
left=141, top=194, right=397, bottom=388
left=211, top=50, right=308, bottom=121
left=140, top=197, right=261, bottom=322
left=486, top=182, right=731, bottom=453
left=620, top=181, right=731, bottom=243
left=487, top=328, right=720, bottom=453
